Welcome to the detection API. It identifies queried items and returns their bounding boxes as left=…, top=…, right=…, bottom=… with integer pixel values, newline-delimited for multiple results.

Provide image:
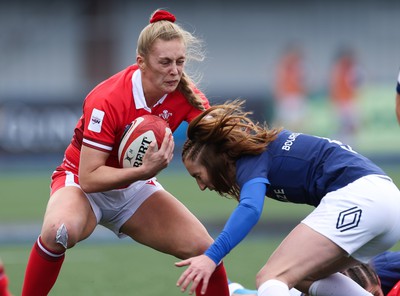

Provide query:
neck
left=141, top=79, right=163, bottom=108
left=145, top=97, right=160, bottom=108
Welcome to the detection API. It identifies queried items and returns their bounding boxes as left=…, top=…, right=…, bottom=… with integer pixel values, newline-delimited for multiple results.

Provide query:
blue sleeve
left=205, top=178, right=267, bottom=264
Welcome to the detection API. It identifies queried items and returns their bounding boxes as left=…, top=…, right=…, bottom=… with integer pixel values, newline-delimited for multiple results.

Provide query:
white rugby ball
left=118, top=115, right=171, bottom=168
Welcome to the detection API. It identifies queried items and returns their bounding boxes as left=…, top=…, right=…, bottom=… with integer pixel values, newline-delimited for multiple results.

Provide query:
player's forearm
left=79, top=165, right=149, bottom=193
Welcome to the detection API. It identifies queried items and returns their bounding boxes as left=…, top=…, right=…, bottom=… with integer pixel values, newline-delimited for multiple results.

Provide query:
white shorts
left=85, top=178, right=164, bottom=238
left=302, top=175, right=400, bottom=263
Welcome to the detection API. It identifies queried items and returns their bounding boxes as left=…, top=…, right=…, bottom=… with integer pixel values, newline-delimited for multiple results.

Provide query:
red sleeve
left=82, top=92, right=121, bottom=153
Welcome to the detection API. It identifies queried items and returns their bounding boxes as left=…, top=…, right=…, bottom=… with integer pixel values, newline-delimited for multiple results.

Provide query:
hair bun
left=150, top=10, right=176, bottom=23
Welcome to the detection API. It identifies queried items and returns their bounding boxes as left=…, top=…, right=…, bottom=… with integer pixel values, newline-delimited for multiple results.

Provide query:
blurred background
left=0, top=0, right=400, bottom=294
left=1, top=0, right=400, bottom=167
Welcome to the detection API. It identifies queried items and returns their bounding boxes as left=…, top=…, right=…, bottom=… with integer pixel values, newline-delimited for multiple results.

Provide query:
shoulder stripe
left=82, top=138, right=113, bottom=151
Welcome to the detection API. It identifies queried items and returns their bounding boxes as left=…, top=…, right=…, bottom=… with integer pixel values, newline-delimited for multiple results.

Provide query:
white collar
left=132, top=69, right=167, bottom=112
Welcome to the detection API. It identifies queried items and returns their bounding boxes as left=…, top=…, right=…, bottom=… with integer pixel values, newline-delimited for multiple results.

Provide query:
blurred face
left=184, top=157, right=214, bottom=191
left=138, top=38, right=186, bottom=101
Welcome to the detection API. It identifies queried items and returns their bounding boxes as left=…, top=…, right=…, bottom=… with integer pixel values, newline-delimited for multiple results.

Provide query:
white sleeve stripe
left=83, top=138, right=113, bottom=151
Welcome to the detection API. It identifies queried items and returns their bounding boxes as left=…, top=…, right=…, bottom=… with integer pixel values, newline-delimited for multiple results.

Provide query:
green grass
left=0, top=173, right=50, bottom=222
left=3, top=239, right=400, bottom=295
left=2, top=166, right=399, bottom=224
left=1, top=239, right=284, bottom=295
left=0, top=169, right=306, bottom=295
left=0, top=169, right=315, bottom=224
left=1, top=167, right=400, bottom=294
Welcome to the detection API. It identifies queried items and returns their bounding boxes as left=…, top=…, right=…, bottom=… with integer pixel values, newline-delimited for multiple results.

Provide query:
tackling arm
left=205, top=180, right=267, bottom=264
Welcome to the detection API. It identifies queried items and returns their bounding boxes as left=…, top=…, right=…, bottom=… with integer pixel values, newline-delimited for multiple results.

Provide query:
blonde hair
left=182, top=100, right=281, bottom=200
left=137, top=9, right=206, bottom=111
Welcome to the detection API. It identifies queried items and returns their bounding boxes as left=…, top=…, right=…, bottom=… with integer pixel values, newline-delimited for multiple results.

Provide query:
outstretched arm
left=176, top=180, right=267, bottom=294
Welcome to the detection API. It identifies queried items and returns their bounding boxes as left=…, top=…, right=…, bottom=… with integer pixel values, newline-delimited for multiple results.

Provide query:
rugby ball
left=118, top=115, right=171, bottom=168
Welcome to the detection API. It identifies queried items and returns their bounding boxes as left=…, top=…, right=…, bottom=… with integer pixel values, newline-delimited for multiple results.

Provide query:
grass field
left=1, top=239, right=285, bottom=295
left=0, top=169, right=306, bottom=295
left=1, top=165, right=400, bottom=295
left=0, top=168, right=314, bottom=223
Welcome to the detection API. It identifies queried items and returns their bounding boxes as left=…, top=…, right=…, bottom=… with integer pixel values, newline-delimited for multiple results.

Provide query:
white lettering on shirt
left=282, top=133, right=301, bottom=151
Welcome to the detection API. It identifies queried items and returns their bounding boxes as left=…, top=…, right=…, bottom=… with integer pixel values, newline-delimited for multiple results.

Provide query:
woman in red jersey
left=21, top=9, right=229, bottom=296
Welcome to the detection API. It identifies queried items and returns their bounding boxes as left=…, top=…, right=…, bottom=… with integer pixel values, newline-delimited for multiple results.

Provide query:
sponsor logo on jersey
left=146, top=180, right=156, bottom=186
left=273, top=188, right=289, bottom=202
left=159, top=109, right=172, bottom=121
left=336, top=206, right=362, bottom=232
left=88, top=108, right=105, bottom=133
left=282, top=133, right=301, bottom=151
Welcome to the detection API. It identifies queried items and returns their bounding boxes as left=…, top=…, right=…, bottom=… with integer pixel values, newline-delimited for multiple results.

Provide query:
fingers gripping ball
left=118, top=115, right=171, bottom=168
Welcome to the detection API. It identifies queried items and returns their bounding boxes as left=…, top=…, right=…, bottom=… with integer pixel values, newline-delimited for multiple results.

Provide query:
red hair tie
left=150, top=10, right=176, bottom=23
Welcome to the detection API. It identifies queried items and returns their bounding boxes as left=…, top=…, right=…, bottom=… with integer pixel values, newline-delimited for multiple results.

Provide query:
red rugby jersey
left=62, top=64, right=209, bottom=174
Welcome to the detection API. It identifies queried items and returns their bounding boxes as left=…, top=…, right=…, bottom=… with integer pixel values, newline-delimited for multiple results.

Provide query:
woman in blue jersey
left=175, top=100, right=400, bottom=296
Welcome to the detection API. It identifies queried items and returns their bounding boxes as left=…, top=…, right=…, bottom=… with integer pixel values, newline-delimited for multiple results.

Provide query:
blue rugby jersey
left=205, top=130, right=387, bottom=264
left=236, top=130, right=386, bottom=206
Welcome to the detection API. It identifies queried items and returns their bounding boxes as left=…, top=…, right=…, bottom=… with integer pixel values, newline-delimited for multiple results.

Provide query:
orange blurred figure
left=329, top=48, right=362, bottom=144
left=274, top=45, right=308, bottom=131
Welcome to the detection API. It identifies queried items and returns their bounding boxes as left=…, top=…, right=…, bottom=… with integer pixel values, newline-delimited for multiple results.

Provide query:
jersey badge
left=159, top=109, right=172, bottom=121
left=146, top=180, right=156, bottom=186
left=88, top=108, right=105, bottom=133
left=336, top=206, right=362, bottom=232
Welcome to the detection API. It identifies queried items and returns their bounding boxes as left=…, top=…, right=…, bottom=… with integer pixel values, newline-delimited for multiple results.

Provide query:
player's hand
left=175, top=255, right=217, bottom=295
left=141, top=131, right=174, bottom=178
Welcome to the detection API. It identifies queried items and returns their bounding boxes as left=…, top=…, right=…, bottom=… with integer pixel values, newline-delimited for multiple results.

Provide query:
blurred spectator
left=0, top=258, right=12, bottom=296
left=329, top=47, right=363, bottom=145
left=273, top=44, right=308, bottom=131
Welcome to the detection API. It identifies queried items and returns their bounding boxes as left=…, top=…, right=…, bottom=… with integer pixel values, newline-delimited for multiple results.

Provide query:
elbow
left=256, top=209, right=262, bottom=220
left=248, top=204, right=263, bottom=224
left=79, top=182, right=93, bottom=193
left=241, top=203, right=263, bottom=225
left=79, top=176, right=96, bottom=193
left=252, top=209, right=262, bottom=224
